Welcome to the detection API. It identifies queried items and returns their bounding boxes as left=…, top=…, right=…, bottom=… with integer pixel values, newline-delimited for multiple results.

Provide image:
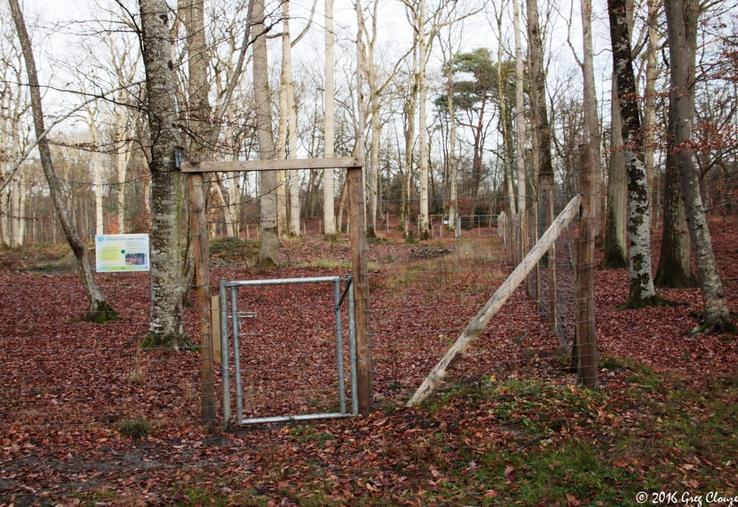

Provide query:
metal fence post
left=220, top=281, right=230, bottom=428
left=230, top=286, right=243, bottom=422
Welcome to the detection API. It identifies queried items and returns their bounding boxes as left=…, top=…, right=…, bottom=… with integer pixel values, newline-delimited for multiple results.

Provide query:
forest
left=1, top=0, right=737, bottom=504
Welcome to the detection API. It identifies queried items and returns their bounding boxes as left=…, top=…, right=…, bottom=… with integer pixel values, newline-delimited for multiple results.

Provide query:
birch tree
left=8, top=0, right=117, bottom=322
left=608, top=0, right=659, bottom=306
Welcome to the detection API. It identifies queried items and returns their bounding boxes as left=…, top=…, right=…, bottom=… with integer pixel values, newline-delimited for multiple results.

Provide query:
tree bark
left=604, top=79, right=629, bottom=267
left=323, top=0, right=336, bottom=235
left=525, top=0, right=554, bottom=229
left=644, top=0, right=659, bottom=216
left=497, top=6, right=515, bottom=218
left=513, top=0, right=526, bottom=234
left=580, top=0, right=603, bottom=241
left=252, top=0, right=279, bottom=266
left=9, top=0, right=116, bottom=322
left=282, top=1, right=301, bottom=237
left=608, top=0, right=658, bottom=306
left=446, top=53, right=458, bottom=233
left=665, top=0, right=734, bottom=331
left=417, top=0, right=431, bottom=240
left=655, top=144, right=694, bottom=286
left=136, top=0, right=188, bottom=343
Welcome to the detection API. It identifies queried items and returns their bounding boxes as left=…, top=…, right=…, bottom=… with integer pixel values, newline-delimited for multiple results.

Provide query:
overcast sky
left=9, top=0, right=667, bottom=168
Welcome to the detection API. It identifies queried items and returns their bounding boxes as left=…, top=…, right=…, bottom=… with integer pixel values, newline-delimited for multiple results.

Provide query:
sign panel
left=95, top=234, right=150, bottom=272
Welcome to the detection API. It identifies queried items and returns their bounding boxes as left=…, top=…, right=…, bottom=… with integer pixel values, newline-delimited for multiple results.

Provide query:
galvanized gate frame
left=219, top=275, right=358, bottom=426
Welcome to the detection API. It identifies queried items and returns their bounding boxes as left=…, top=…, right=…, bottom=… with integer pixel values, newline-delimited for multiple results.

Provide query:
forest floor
left=1, top=219, right=737, bottom=506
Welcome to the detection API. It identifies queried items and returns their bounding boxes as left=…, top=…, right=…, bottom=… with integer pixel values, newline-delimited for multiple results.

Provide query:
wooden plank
left=406, top=194, right=583, bottom=407
left=575, top=145, right=598, bottom=387
left=181, top=157, right=363, bottom=173
left=347, top=166, right=372, bottom=415
left=188, top=173, right=215, bottom=425
left=211, top=295, right=221, bottom=365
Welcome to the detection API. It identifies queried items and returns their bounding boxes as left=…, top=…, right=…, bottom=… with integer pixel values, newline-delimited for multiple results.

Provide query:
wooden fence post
left=575, top=144, right=598, bottom=387
left=546, top=191, right=558, bottom=335
left=407, top=195, right=582, bottom=406
left=348, top=166, right=372, bottom=415
left=211, top=295, right=221, bottom=365
left=188, top=172, right=215, bottom=425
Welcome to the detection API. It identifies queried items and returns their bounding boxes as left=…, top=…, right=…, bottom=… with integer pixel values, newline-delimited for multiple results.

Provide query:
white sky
left=16, top=0, right=606, bottom=111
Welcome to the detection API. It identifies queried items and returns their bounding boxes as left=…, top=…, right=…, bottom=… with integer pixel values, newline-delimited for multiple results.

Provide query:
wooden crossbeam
left=181, top=156, right=363, bottom=173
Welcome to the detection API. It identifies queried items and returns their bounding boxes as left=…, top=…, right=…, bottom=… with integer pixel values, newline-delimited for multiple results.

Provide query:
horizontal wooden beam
left=181, top=157, right=363, bottom=173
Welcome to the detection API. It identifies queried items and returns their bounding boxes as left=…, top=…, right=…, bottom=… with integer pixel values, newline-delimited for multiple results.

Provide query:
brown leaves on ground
left=0, top=219, right=737, bottom=504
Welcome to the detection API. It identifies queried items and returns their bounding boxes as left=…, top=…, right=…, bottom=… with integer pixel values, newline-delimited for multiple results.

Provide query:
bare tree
left=137, top=0, right=188, bottom=343
left=664, top=0, right=734, bottom=332
left=0, top=15, right=30, bottom=248
left=513, top=0, right=526, bottom=239
left=579, top=0, right=603, bottom=238
left=323, top=0, right=337, bottom=236
left=526, top=0, right=555, bottom=233
left=8, top=0, right=117, bottom=322
left=439, top=27, right=460, bottom=233
left=608, top=0, right=659, bottom=306
left=276, top=0, right=301, bottom=236
left=655, top=0, right=694, bottom=288
left=253, top=0, right=279, bottom=265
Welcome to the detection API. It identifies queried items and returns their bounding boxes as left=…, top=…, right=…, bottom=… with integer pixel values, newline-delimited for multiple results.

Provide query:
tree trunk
left=604, top=79, right=629, bottom=267
left=368, top=92, right=381, bottom=237
left=497, top=7, right=515, bottom=217
left=9, top=0, right=116, bottom=322
left=580, top=0, right=603, bottom=241
left=656, top=0, right=693, bottom=288
left=417, top=0, right=430, bottom=240
left=403, top=62, right=417, bottom=239
left=513, top=0, right=527, bottom=253
left=13, top=176, right=26, bottom=246
left=282, top=2, right=301, bottom=237
left=323, top=0, right=336, bottom=236
left=644, top=0, right=659, bottom=216
left=526, top=0, right=555, bottom=229
left=655, top=140, right=694, bottom=286
left=665, top=0, right=734, bottom=331
left=114, top=111, right=130, bottom=234
left=252, top=0, right=279, bottom=266
left=137, top=0, right=189, bottom=342
left=608, top=0, right=658, bottom=306
left=446, top=58, right=458, bottom=233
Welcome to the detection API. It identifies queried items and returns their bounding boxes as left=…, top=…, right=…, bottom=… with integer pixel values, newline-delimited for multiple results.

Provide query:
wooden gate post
left=188, top=172, right=216, bottom=425
left=575, top=144, right=598, bottom=387
left=347, top=165, right=372, bottom=415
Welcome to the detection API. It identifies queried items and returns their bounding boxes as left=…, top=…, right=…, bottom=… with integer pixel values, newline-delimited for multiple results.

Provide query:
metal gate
left=219, top=275, right=358, bottom=425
